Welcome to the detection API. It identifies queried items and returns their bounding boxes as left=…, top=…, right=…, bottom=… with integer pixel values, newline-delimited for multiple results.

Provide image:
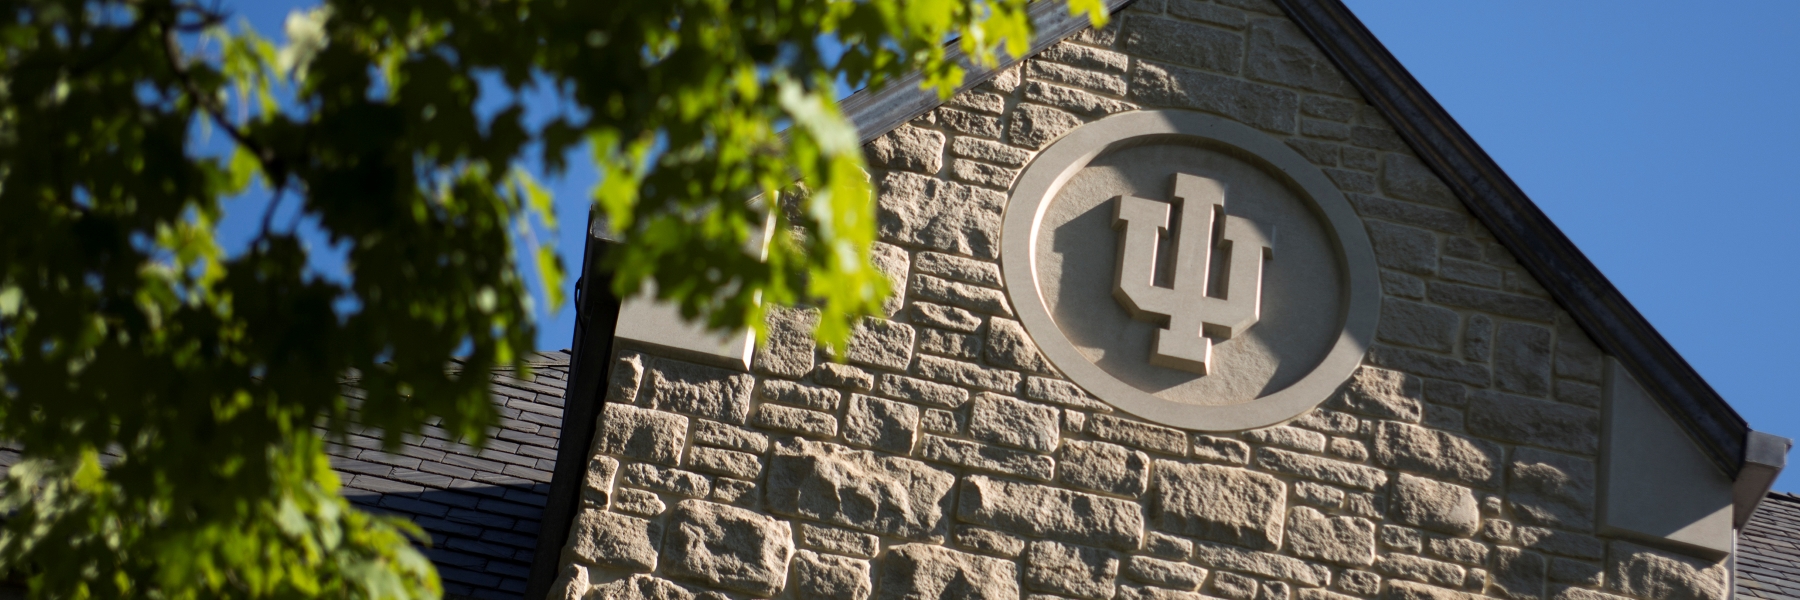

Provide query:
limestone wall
left=550, top=1, right=1730, bottom=599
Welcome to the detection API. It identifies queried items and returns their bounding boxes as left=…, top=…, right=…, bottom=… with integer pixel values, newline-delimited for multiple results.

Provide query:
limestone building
left=510, top=1, right=1795, bottom=599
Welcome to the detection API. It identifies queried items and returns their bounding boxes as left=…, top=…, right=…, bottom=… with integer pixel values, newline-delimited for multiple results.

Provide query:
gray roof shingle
left=334, top=351, right=570, bottom=600
left=1740, top=492, right=1800, bottom=599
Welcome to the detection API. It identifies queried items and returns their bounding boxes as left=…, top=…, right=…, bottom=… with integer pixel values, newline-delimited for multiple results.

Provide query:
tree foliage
left=0, top=0, right=1105, bottom=597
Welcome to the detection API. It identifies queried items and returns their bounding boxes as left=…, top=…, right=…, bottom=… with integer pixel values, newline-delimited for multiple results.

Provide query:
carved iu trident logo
left=1112, top=173, right=1275, bottom=376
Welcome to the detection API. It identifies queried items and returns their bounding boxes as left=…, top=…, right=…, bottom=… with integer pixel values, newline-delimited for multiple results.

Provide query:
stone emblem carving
left=1113, top=174, right=1273, bottom=375
left=1001, top=110, right=1380, bottom=431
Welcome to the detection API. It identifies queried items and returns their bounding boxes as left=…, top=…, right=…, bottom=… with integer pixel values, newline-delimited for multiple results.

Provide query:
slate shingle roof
left=332, top=351, right=571, bottom=600
left=1739, top=492, right=1800, bottom=599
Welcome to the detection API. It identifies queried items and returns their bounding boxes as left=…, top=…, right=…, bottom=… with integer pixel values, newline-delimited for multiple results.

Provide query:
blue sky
left=212, top=2, right=1800, bottom=491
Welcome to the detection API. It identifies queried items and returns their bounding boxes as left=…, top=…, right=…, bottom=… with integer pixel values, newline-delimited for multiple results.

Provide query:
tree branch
left=157, top=13, right=290, bottom=238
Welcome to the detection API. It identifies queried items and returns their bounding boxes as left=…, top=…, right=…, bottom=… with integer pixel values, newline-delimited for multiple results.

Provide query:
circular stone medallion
left=1001, top=110, right=1380, bottom=431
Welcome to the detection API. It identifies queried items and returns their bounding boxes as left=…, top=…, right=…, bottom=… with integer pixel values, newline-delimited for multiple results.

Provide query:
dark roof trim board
left=1269, top=0, right=1750, bottom=475
left=522, top=227, right=624, bottom=600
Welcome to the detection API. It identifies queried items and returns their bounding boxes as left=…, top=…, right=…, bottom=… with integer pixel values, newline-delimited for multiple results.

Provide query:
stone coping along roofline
left=833, top=0, right=1754, bottom=477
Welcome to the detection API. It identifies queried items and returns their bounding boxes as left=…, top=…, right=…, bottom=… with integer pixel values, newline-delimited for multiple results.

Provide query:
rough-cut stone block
left=686, top=446, right=762, bottom=479
left=867, top=125, right=946, bottom=174
left=1210, top=571, right=1260, bottom=600
left=1191, top=540, right=1331, bottom=586
left=955, top=526, right=1028, bottom=558
left=1328, top=367, right=1423, bottom=423
left=878, top=171, right=1004, bottom=259
left=1119, top=584, right=1210, bottom=600
left=1383, top=581, right=1479, bottom=600
left=1373, top=422, right=1502, bottom=488
left=1491, top=547, right=1547, bottom=600
left=969, top=393, right=1061, bottom=452
left=915, top=355, right=1020, bottom=393
left=622, top=463, right=712, bottom=498
left=958, top=474, right=1145, bottom=551
left=1367, top=345, right=1490, bottom=387
left=1024, top=80, right=1139, bottom=117
left=1130, top=62, right=1298, bottom=134
left=767, top=438, right=955, bottom=541
left=1367, top=221, right=1438, bottom=275
left=950, top=90, right=1006, bottom=114
left=664, top=500, right=793, bottom=596
left=1024, top=540, right=1122, bottom=600
left=987, top=317, right=1055, bottom=374
left=1350, top=194, right=1467, bottom=233
left=913, top=251, right=1001, bottom=289
left=1154, top=461, right=1286, bottom=550
left=692, top=419, right=769, bottom=454
left=1390, top=474, right=1480, bottom=536
left=848, top=318, right=917, bottom=371
left=1494, top=322, right=1554, bottom=397
left=1127, top=555, right=1209, bottom=590
left=1428, top=538, right=1490, bottom=566
left=1381, top=154, right=1457, bottom=208
left=570, top=508, right=661, bottom=571
left=815, top=362, right=876, bottom=391
left=1325, top=571, right=1377, bottom=596
left=799, top=522, right=879, bottom=559
left=649, top=359, right=755, bottom=424
left=1377, top=299, right=1459, bottom=353
left=1145, top=532, right=1195, bottom=561
left=877, top=373, right=969, bottom=408
left=752, top=404, right=838, bottom=437
left=1025, top=377, right=1113, bottom=411
left=1193, top=435, right=1252, bottom=465
left=1010, top=102, right=1086, bottom=149
left=1548, top=558, right=1603, bottom=586
left=872, top=242, right=910, bottom=317
left=918, top=327, right=982, bottom=359
left=1257, top=447, right=1388, bottom=491
left=1379, top=554, right=1466, bottom=587
left=1043, top=42, right=1130, bottom=72
left=1463, top=314, right=1494, bottom=362
left=1246, top=426, right=1328, bottom=453
left=1060, top=440, right=1150, bottom=497
left=950, top=138, right=1033, bottom=170
left=1294, top=481, right=1346, bottom=508
left=755, top=306, right=820, bottom=378
left=1088, top=414, right=1187, bottom=455
left=551, top=564, right=589, bottom=600
left=793, top=550, right=872, bottom=600
left=1330, top=437, right=1370, bottom=462
left=937, top=106, right=1004, bottom=139
left=1287, top=506, right=1376, bottom=566
left=588, top=574, right=693, bottom=600
left=585, top=454, right=619, bottom=504
left=594, top=402, right=689, bottom=466
left=1507, top=448, right=1596, bottom=531
left=1428, top=281, right=1557, bottom=323
left=1551, top=587, right=1631, bottom=600
left=760, top=379, right=842, bottom=411
left=879, top=544, right=1019, bottom=600
left=608, top=352, right=648, bottom=405
left=843, top=394, right=921, bottom=454
left=1607, top=541, right=1727, bottom=600
left=912, top=273, right=1013, bottom=316
left=710, top=477, right=756, bottom=506
left=1554, top=325, right=1604, bottom=384
left=1125, top=15, right=1244, bottom=74
left=1246, top=18, right=1355, bottom=94
left=1466, top=391, right=1599, bottom=455
left=1517, top=527, right=1603, bottom=560
left=919, top=434, right=1055, bottom=481
left=912, top=302, right=985, bottom=332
